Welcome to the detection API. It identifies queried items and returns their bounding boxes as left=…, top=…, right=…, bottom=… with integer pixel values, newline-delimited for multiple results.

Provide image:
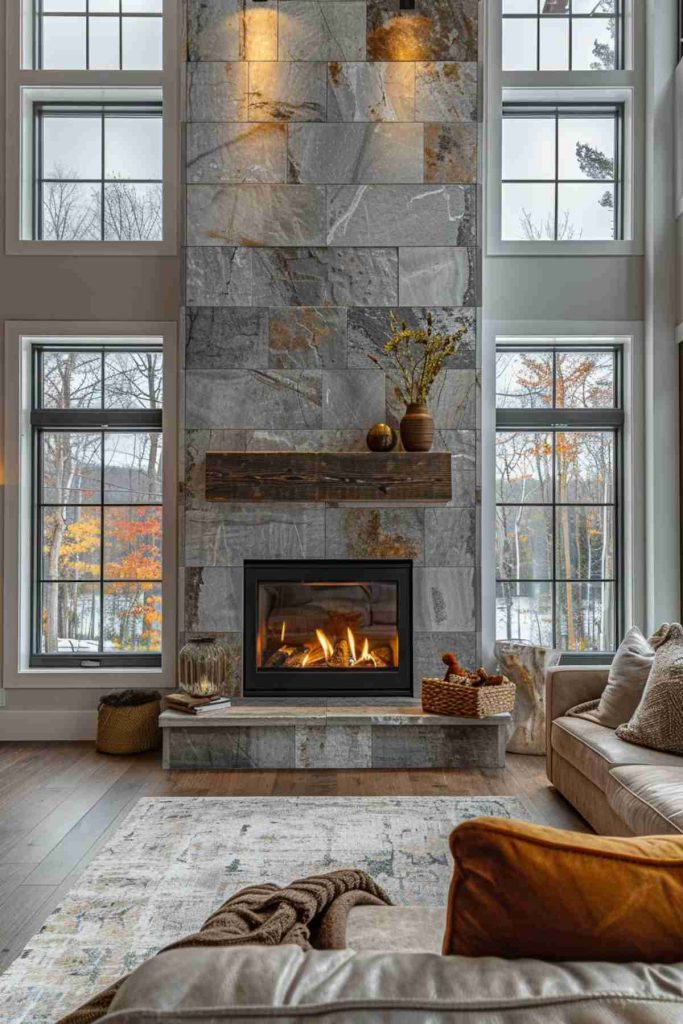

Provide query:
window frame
left=32, top=100, right=163, bottom=242
left=30, top=342, right=164, bottom=668
left=495, top=342, right=625, bottom=653
left=4, top=0, right=179, bottom=256
left=501, top=0, right=625, bottom=73
left=32, top=1, right=163, bottom=73
left=501, top=100, right=624, bottom=242
left=3, top=321, right=178, bottom=689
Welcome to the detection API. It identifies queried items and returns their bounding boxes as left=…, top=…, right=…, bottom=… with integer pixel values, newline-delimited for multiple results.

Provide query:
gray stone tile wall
left=183, top=0, right=481, bottom=697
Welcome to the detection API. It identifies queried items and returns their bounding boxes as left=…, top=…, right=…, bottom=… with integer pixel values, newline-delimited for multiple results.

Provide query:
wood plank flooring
left=0, top=742, right=588, bottom=975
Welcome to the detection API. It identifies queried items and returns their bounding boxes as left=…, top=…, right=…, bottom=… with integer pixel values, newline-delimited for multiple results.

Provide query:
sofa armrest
left=545, top=666, right=609, bottom=779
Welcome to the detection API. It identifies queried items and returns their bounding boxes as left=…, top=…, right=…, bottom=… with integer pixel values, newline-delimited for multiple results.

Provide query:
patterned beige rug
left=0, top=794, right=534, bottom=1023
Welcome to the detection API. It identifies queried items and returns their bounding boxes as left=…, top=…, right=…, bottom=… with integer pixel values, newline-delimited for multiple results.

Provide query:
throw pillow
left=567, top=625, right=655, bottom=728
left=443, top=817, right=683, bottom=962
left=616, top=622, right=683, bottom=754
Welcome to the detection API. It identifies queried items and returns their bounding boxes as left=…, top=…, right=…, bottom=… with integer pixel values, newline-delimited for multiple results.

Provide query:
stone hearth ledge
left=160, top=706, right=510, bottom=770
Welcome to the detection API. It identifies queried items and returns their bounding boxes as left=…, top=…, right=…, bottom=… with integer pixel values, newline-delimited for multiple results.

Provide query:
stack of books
left=166, top=692, right=231, bottom=715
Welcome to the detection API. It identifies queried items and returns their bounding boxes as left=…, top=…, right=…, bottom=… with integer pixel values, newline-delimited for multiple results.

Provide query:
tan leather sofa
left=546, top=667, right=683, bottom=835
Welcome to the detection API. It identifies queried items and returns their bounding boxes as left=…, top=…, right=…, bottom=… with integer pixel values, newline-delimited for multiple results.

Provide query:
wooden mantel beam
left=205, top=451, right=452, bottom=503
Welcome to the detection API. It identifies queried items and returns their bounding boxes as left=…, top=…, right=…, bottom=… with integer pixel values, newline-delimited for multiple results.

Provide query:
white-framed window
left=5, top=0, right=179, bottom=255
left=3, top=322, right=177, bottom=688
left=480, top=323, right=645, bottom=664
left=485, top=0, right=643, bottom=256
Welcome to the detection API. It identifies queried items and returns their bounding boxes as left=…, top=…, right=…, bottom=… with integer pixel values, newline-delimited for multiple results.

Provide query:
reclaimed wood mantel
left=205, top=452, right=452, bottom=503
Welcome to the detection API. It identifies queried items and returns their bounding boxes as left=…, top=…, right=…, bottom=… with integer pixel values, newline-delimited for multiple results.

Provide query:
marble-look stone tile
left=424, top=507, right=476, bottom=566
left=367, top=0, right=478, bottom=62
left=398, top=247, right=478, bottom=306
left=185, top=368, right=323, bottom=428
left=185, top=308, right=268, bottom=368
left=252, top=247, right=398, bottom=307
left=187, top=62, right=248, bottom=122
left=184, top=504, right=325, bottom=565
left=325, top=508, right=425, bottom=562
left=279, top=2, right=366, bottom=61
left=246, top=428, right=366, bottom=452
left=322, top=368, right=385, bottom=427
left=187, top=184, right=327, bottom=246
left=185, top=247, right=252, bottom=307
left=187, top=0, right=278, bottom=61
left=327, top=185, right=476, bottom=246
left=371, top=724, right=500, bottom=769
left=268, top=307, right=347, bottom=368
left=295, top=724, right=372, bottom=768
left=348, top=306, right=475, bottom=370
left=186, top=123, right=287, bottom=184
left=415, top=63, right=478, bottom=122
left=185, top=429, right=247, bottom=501
left=387, top=370, right=477, bottom=429
left=183, top=567, right=243, bottom=632
left=249, top=62, right=327, bottom=121
left=167, top=727, right=295, bottom=769
left=327, top=61, right=415, bottom=122
left=413, top=630, right=477, bottom=692
left=434, top=429, right=477, bottom=506
left=413, top=566, right=476, bottom=631
left=424, top=123, right=477, bottom=183
left=287, top=123, right=422, bottom=184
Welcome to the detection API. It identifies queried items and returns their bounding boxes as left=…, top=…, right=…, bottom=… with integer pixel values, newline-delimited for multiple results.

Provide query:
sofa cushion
left=346, top=905, right=445, bottom=953
left=568, top=626, right=655, bottom=728
left=617, top=623, right=683, bottom=755
left=551, top=716, right=683, bottom=790
left=443, top=817, right=683, bottom=963
left=102, top=945, right=683, bottom=1023
left=607, top=766, right=683, bottom=836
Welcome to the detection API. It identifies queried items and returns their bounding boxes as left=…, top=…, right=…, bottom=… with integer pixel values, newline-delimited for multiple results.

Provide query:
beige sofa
left=546, top=666, right=683, bottom=835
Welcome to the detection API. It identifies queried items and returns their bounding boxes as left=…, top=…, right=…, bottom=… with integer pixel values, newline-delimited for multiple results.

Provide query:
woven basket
left=421, top=676, right=516, bottom=719
left=96, top=699, right=161, bottom=754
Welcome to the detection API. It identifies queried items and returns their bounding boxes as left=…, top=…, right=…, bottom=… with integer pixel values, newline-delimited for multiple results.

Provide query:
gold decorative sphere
left=366, top=423, right=398, bottom=452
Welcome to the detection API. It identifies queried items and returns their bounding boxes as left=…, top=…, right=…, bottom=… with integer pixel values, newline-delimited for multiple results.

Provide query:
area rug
left=0, top=795, right=534, bottom=1024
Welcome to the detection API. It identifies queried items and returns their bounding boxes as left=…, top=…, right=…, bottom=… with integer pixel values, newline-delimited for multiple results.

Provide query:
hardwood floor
left=0, top=742, right=588, bottom=975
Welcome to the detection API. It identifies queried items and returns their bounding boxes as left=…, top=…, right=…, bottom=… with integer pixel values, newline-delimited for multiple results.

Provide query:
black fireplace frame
left=243, top=559, right=413, bottom=698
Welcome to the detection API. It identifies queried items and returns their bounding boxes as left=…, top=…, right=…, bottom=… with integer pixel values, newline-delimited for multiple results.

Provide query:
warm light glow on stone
left=242, top=6, right=278, bottom=61
left=367, top=14, right=431, bottom=61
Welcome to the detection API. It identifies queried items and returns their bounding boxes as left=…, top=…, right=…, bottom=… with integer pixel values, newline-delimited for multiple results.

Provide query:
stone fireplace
left=243, top=559, right=413, bottom=697
left=181, top=0, right=481, bottom=697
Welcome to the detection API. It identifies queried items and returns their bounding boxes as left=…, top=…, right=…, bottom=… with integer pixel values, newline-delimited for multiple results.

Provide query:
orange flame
left=361, top=637, right=370, bottom=662
left=316, top=629, right=334, bottom=662
left=280, top=620, right=286, bottom=643
left=346, top=626, right=357, bottom=664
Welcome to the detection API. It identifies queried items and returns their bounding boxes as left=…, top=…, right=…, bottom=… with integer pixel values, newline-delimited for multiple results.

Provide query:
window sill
left=487, top=238, right=643, bottom=258
left=5, top=239, right=177, bottom=257
left=3, top=666, right=175, bottom=688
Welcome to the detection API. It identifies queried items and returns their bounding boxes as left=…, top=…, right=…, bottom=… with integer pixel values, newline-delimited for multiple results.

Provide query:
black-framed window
left=31, top=345, right=163, bottom=668
left=502, top=0, right=624, bottom=71
left=33, top=0, right=162, bottom=71
left=495, top=345, right=623, bottom=653
left=33, top=102, right=163, bottom=242
left=502, top=102, right=623, bottom=241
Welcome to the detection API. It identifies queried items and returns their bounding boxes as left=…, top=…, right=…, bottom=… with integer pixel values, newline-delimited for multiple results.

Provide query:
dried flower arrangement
left=368, top=311, right=467, bottom=406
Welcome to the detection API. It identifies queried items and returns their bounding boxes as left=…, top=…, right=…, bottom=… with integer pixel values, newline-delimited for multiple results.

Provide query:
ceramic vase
left=399, top=403, right=434, bottom=452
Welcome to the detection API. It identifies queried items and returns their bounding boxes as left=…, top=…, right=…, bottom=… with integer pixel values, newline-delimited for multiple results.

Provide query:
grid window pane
left=33, top=2, right=163, bottom=70
left=90, top=0, right=119, bottom=10
left=88, top=16, right=120, bottom=69
left=123, top=0, right=163, bottom=10
left=496, top=582, right=554, bottom=646
left=33, top=346, right=163, bottom=663
left=122, top=16, right=163, bottom=70
left=496, top=505, right=553, bottom=580
left=496, top=347, right=621, bottom=652
left=539, top=17, right=569, bottom=70
left=556, top=582, right=615, bottom=651
left=35, top=105, right=162, bottom=242
left=572, top=15, right=618, bottom=70
left=502, top=18, right=538, bottom=70
left=502, top=2, right=622, bottom=70
left=104, top=432, right=163, bottom=503
left=43, top=0, right=86, bottom=10
left=40, top=582, right=100, bottom=654
left=42, top=16, right=86, bottom=68
left=496, top=431, right=552, bottom=503
left=502, top=0, right=538, bottom=11
left=502, top=104, right=622, bottom=242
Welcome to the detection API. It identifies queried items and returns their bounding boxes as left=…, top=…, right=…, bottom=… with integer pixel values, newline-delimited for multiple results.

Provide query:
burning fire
left=263, top=621, right=395, bottom=670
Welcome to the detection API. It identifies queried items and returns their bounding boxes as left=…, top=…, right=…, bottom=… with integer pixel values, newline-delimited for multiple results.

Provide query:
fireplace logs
left=263, top=624, right=395, bottom=670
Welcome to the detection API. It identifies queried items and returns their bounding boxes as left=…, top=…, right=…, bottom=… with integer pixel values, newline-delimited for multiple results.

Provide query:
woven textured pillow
left=616, top=623, right=683, bottom=754
left=443, top=817, right=683, bottom=962
left=568, top=625, right=655, bottom=728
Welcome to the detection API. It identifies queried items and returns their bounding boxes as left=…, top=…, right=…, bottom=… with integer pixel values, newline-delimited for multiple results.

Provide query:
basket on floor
left=96, top=689, right=162, bottom=754
left=421, top=676, right=516, bottom=719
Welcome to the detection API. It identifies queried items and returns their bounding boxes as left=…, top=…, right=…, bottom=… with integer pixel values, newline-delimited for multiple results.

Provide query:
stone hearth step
left=160, top=704, right=510, bottom=771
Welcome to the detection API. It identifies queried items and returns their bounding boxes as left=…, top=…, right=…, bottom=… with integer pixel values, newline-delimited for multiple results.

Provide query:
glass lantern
left=178, top=637, right=230, bottom=697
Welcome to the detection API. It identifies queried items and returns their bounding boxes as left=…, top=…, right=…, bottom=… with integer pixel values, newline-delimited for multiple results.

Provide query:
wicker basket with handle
left=421, top=676, right=516, bottom=719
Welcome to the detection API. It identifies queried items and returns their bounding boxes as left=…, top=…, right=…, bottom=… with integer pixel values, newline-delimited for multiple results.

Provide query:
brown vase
left=400, top=403, right=434, bottom=452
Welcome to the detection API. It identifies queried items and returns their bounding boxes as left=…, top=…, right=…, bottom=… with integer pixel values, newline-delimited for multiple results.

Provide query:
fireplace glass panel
left=256, top=581, right=399, bottom=672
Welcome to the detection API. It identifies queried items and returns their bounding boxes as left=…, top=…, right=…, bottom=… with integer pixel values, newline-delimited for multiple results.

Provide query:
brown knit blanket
left=58, top=869, right=391, bottom=1024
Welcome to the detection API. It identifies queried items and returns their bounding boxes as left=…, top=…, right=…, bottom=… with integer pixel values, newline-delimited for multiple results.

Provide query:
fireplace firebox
left=243, top=560, right=413, bottom=697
